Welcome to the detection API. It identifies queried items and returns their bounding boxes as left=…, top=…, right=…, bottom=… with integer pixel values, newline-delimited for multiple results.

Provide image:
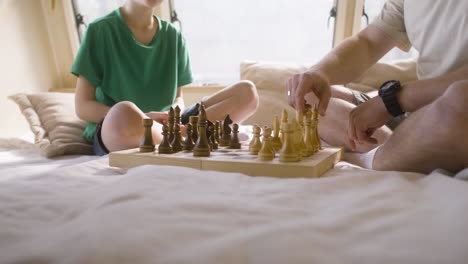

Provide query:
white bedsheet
left=1, top=138, right=468, bottom=264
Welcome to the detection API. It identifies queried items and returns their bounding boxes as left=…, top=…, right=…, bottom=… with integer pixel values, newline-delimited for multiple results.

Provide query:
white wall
left=0, top=0, right=58, bottom=138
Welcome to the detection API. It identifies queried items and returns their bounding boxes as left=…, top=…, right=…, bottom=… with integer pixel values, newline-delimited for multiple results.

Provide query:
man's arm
left=399, top=65, right=468, bottom=112
left=75, top=75, right=110, bottom=123
left=288, top=25, right=398, bottom=114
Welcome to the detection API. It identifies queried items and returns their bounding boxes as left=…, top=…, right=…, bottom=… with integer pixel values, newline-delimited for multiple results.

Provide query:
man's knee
left=441, top=81, right=468, bottom=114
left=237, top=80, right=259, bottom=111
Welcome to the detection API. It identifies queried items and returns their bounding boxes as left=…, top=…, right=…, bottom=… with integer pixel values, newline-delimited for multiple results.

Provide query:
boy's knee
left=111, top=101, right=139, bottom=115
left=237, top=80, right=259, bottom=110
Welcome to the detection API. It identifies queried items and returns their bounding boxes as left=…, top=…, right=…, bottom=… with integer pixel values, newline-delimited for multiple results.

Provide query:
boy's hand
left=146, top=112, right=169, bottom=124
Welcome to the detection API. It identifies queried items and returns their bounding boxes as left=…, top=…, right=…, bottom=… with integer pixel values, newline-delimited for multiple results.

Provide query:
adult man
left=286, top=0, right=468, bottom=173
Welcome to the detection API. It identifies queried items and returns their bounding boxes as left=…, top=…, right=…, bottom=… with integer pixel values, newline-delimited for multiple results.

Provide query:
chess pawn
left=249, top=125, right=262, bottom=155
left=168, top=107, right=175, bottom=143
left=139, top=118, right=155, bottom=152
left=214, top=121, right=221, bottom=145
left=158, top=124, right=173, bottom=154
left=279, top=123, right=300, bottom=162
left=258, top=127, right=275, bottom=161
left=189, top=116, right=199, bottom=143
left=183, top=123, right=194, bottom=151
left=280, top=109, right=288, bottom=144
left=208, top=124, right=218, bottom=150
left=229, top=123, right=241, bottom=149
left=193, top=105, right=210, bottom=157
left=303, top=109, right=315, bottom=156
left=271, top=115, right=282, bottom=151
left=171, top=125, right=183, bottom=152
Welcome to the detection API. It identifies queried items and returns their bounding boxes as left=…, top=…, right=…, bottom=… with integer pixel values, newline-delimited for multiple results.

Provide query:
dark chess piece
left=183, top=123, right=195, bottom=151
left=158, top=124, right=173, bottom=154
left=208, top=124, right=218, bottom=150
left=193, top=105, right=210, bottom=157
left=189, top=116, right=199, bottom=143
left=214, top=121, right=221, bottom=144
left=219, top=114, right=232, bottom=146
left=229, top=123, right=241, bottom=149
left=168, top=107, right=175, bottom=143
left=139, top=118, right=155, bottom=152
left=171, top=124, right=183, bottom=152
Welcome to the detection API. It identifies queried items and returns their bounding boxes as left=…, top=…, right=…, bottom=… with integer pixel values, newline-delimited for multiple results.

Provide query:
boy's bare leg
left=374, top=80, right=468, bottom=173
left=201, top=80, right=259, bottom=123
left=305, top=86, right=392, bottom=152
left=101, top=101, right=163, bottom=152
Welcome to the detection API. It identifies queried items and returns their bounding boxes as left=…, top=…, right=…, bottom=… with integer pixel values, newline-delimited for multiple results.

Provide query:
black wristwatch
left=378, top=80, right=405, bottom=117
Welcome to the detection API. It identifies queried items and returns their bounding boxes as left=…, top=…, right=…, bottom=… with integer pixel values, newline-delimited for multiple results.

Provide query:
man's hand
left=285, top=70, right=331, bottom=115
left=146, top=111, right=169, bottom=124
left=347, top=96, right=392, bottom=150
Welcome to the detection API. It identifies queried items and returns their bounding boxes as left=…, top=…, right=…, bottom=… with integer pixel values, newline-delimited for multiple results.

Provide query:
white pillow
left=9, top=92, right=93, bottom=157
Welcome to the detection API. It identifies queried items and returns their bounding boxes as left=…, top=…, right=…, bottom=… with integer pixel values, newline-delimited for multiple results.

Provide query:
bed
left=1, top=61, right=468, bottom=263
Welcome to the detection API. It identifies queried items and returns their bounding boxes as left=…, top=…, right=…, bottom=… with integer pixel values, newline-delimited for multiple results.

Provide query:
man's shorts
left=92, top=103, right=201, bottom=156
left=351, top=90, right=407, bottom=131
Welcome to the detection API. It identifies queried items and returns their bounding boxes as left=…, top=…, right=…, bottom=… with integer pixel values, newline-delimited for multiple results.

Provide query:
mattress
left=1, top=137, right=468, bottom=264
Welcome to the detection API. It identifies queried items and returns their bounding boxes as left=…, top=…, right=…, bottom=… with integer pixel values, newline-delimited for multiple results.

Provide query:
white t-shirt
left=372, top=0, right=468, bottom=80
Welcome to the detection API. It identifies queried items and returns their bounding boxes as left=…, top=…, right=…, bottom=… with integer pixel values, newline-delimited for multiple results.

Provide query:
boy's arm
left=75, top=75, right=110, bottom=123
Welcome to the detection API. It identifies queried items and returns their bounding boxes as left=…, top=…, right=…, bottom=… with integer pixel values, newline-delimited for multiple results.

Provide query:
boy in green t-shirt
left=71, top=0, right=258, bottom=155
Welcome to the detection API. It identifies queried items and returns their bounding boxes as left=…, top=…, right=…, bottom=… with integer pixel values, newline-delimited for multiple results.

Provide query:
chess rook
left=139, top=118, right=155, bottom=152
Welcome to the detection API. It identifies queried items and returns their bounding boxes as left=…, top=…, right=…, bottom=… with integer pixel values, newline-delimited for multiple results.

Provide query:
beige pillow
left=9, top=92, right=93, bottom=157
left=240, top=60, right=418, bottom=125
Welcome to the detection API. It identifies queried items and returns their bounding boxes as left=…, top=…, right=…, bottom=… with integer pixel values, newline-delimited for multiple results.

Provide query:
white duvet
left=1, top=138, right=468, bottom=264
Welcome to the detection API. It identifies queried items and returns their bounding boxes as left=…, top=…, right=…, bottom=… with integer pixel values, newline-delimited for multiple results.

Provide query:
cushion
left=8, top=92, right=93, bottom=157
left=239, top=60, right=417, bottom=125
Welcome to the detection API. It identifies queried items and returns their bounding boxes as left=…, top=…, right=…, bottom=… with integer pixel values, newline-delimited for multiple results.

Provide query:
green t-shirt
left=71, top=9, right=193, bottom=142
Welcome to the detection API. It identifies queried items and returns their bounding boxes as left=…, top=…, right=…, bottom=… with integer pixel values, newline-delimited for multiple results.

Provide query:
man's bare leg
left=305, top=85, right=392, bottom=152
left=202, top=80, right=259, bottom=123
left=374, top=80, right=468, bottom=173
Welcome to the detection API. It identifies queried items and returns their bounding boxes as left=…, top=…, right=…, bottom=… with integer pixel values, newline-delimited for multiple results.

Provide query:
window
left=72, top=0, right=125, bottom=39
left=174, top=0, right=334, bottom=85
left=363, top=0, right=418, bottom=61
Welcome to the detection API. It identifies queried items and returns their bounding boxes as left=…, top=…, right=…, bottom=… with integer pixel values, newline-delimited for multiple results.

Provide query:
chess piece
left=168, top=107, right=175, bottom=143
left=279, top=123, right=300, bottom=162
left=304, top=109, right=315, bottom=156
left=258, top=127, right=275, bottom=161
left=229, top=123, right=241, bottom=149
left=158, top=124, right=173, bottom=154
left=219, top=114, right=233, bottom=146
left=313, top=105, right=322, bottom=150
left=280, top=109, right=288, bottom=143
left=214, top=121, right=221, bottom=145
left=171, top=124, right=183, bottom=152
left=249, top=125, right=262, bottom=155
left=183, top=123, right=195, bottom=151
left=174, top=105, right=185, bottom=146
left=139, top=118, right=155, bottom=152
left=271, top=115, right=282, bottom=151
left=208, top=124, right=218, bottom=150
left=193, top=104, right=210, bottom=157
left=294, top=117, right=307, bottom=158
left=189, top=116, right=199, bottom=143
left=291, top=118, right=304, bottom=160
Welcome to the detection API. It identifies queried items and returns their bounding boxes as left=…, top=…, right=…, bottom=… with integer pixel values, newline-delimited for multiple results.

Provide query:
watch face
left=379, top=80, right=400, bottom=96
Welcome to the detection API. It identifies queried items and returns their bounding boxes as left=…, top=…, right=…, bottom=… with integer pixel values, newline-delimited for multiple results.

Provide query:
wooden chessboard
left=109, top=144, right=344, bottom=178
